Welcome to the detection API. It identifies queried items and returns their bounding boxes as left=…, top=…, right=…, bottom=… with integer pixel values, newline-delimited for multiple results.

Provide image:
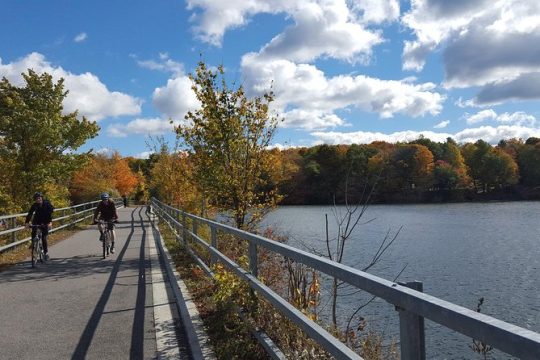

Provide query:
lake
left=261, top=201, right=540, bottom=359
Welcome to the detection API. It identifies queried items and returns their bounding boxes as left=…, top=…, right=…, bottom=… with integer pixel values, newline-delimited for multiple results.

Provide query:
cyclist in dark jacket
left=93, top=193, right=118, bottom=253
left=25, top=192, right=54, bottom=259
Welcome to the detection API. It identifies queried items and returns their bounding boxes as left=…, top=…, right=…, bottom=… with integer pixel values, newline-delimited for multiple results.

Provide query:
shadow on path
left=71, top=208, right=139, bottom=359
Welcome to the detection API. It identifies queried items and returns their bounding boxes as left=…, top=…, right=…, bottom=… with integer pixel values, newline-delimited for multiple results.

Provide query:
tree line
left=2, top=67, right=540, bottom=218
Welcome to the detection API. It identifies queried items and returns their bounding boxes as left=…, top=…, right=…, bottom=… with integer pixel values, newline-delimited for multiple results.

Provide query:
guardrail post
left=396, top=281, right=426, bottom=360
left=192, top=218, right=197, bottom=244
left=210, top=227, right=217, bottom=265
left=182, top=212, right=187, bottom=245
left=249, top=242, right=258, bottom=278
left=10, top=217, right=16, bottom=243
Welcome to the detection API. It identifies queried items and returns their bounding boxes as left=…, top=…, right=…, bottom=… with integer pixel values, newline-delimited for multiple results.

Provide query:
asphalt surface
left=0, top=206, right=188, bottom=360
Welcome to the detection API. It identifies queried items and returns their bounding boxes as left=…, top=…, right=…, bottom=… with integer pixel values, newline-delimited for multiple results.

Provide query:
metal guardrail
left=150, top=198, right=540, bottom=360
left=0, top=198, right=123, bottom=254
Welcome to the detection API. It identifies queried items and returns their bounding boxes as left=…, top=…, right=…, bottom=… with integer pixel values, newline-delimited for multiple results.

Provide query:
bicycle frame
left=30, top=225, right=45, bottom=268
left=97, top=220, right=115, bottom=259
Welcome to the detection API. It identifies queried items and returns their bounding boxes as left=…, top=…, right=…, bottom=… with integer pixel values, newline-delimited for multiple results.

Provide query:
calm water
left=261, top=201, right=540, bottom=359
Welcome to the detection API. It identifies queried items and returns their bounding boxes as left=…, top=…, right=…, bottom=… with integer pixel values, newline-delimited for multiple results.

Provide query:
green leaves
left=0, top=70, right=99, bottom=210
left=177, top=61, right=280, bottom=229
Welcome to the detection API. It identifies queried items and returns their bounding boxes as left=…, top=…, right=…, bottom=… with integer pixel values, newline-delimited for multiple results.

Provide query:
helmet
left=33, top=192, right=43, bottom=200
left=100, top=192, right=109, bottom=200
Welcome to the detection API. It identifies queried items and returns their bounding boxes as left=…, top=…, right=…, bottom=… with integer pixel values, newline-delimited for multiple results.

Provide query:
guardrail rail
left=0, top=198, right=123, bottom=254
left=150, top=198, right=540, bottom=360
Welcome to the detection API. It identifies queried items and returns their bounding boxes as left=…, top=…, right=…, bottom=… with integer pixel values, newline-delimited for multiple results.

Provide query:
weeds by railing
left=151, top=198, right=540, bottom=360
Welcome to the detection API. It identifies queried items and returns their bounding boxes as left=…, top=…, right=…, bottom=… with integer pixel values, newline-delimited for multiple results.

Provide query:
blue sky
left=2, top=0, right=540, bottom=158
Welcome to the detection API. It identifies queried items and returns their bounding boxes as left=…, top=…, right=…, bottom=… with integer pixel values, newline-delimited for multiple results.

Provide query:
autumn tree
left=462, top=140, right=518, bottom=192
left=70, top=153, right=139, bottom=203
left=0, top=70, right=99, bottom=210
left=176, top=61, right=281, bottom=229
left=518, top=140, right=540, bottom=186
left=148, top=142, right=199, bottom=213
left=385, top=144, right=434, bottom=192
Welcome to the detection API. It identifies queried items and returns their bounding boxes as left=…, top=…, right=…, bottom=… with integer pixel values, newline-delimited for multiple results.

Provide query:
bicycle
left=96, top=220, right=116, bottom=259
left=29, top=224, right=47, bottom=268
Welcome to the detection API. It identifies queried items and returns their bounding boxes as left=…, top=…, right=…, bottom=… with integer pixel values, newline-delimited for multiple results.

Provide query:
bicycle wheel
left=31, top=231, right=42, bottom=267
left=31, top=238, right=37, bottom=268
left=105, top=230, right=111, bottom=256
left=102, top=231, right=107, bottom=258
left=37, top=234, right=43, bottom=263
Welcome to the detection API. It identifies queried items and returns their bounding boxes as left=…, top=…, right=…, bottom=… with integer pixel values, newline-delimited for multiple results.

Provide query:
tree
left=70, top=153, right=139, bottom=202
left=176, top=61, right=281, bottom=229
left=148, top=142, right=199, bottom=213
left=385, top=144, right=434, bottom=192
left=518, top=142, right=540, bottom=186
left=0, top=70, right=99, bottom=210
left=462, top=140, right=518, bottom=192
left=111, top=153, right=139, bottom=197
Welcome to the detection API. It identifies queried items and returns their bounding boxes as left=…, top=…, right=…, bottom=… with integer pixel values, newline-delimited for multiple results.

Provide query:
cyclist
left=24, top=192, right=54, bottom=260
left=93, top=193, right=118, bottom=254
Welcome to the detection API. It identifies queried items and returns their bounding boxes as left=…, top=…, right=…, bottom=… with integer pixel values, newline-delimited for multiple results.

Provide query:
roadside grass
left=157, top=222, right=270, bottom=360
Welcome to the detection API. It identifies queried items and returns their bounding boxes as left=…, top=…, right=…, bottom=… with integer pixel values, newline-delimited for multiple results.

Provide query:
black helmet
left=100, top=192, right=109, bottom=200
left=33, top=192, right=43, bottom=200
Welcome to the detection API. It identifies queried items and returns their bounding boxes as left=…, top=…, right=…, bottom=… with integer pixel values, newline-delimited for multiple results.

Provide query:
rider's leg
left=42, top=228, right=49, bottom=259
left=98, top=222, right=105, bottom=241
left=29, top=227, right=37, bottom=249
left=110, top=229, right=116, bottom=253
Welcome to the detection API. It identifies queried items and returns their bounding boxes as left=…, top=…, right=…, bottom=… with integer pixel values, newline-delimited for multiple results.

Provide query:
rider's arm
left=25, top=204, right=36, bottom=227
left=93, top=203, right=101, bottom=222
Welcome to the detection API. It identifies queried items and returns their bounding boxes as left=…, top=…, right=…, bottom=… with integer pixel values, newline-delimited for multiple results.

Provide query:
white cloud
left=135, top=53, right=184, bottom=76
left=282, top=109, right=346, bottom=130
left=465, top=109, right=536, bottom=126
left=496, top=111, right=536, bottom=126
left=95, top=147, right=114, bottom=156
left=402, top=0, right=540, bottom=104
left=434, top=120, right=450, bottom=128
left=187, top=0, right=397, bottom=64
left=241, top=55, right=445, bottom=129
left=74, top=32, right=87, bottom=42
left=254, top=1, right=384, bottom=63
left=152, top=76, right=200, bottom=121
left=134, top=151, right=154, bottom=159
left=107, top=117, right=179, bottom=137
left=311, top=129, right=452, bottom=145
left=310, top=125, right=540, bottom=146
left=0, top=52, right=141, bottom=121
left=466, top=109, right=497, bottom=124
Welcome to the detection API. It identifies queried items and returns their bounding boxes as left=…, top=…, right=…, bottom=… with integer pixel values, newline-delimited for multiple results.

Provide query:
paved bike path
left=0, top=206, right=190, bottom=360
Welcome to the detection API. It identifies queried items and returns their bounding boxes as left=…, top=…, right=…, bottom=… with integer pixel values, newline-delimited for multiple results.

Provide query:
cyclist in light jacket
left=93, top=193, right=118, bottom=253
left=24, top=192, right=54, bottom=260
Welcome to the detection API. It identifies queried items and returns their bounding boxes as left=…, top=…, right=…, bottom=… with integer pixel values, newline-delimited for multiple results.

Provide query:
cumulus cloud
left=402, top=0, right=540, bottom=104
left=95, top=147, right=114, bottom=156
left=241, top=55, right=445, bottom=129
left=74, top=32, right=87, bottom=42
left=466, top=109, right=497, bottom=124
left=311, top=125, right=540, bottom=146
left=254, top=1, right=384, bottom=63
left=465, top=109, right=536, bottom=126
left=187, top=0, right=397, bottom=63
left=134, top=53, right=184, bottom=76
left=107, top=118, right=179, bottom=137
left=152, top=76, right=200, bottom=121
left=434, top=120, right=450, bottom=128
left=471, top=72, right=540, bottom=105
left=0, top=52, right=141, bottom=121
left=134, top=151, right=154, bottom=159
left=282, top=109, right=346, bottom=130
